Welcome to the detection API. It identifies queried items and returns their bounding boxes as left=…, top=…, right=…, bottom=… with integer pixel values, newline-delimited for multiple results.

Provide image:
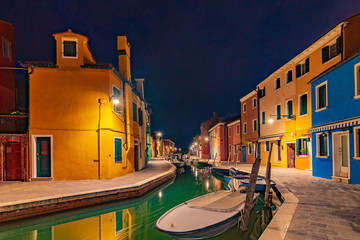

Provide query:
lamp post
left=97, top=95, right=119, bottom=179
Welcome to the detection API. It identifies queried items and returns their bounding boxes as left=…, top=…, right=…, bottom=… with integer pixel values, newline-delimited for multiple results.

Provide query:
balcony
left=0, top=114, right=28, bottom=133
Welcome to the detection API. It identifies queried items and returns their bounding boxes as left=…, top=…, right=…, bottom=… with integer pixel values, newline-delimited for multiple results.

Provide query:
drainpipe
left=97, top=99, right=102, bottom=179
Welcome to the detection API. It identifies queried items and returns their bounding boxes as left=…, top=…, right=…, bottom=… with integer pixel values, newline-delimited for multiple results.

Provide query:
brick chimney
left=117, top=36, right=131, bottom=82
left=134, top=78, right=145, bottom=99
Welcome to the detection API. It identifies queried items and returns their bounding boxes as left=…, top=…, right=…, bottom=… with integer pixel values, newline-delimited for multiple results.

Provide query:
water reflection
left=0, top=165, right=280, bottom=240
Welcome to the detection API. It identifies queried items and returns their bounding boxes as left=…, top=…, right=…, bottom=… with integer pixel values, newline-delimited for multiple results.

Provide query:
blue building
left=309, top=53, right=360, bottom=184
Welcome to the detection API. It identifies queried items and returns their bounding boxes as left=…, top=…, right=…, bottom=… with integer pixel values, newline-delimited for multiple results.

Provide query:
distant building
left=208, top=121, right=227, bottom=162
left=309, top=52, right=360, bottom=184
left=162, top=139, right=175, bottom=156
left=226, top=118, right=241, bottom=163
left=199, top=112, right=218, bottom=159
left=240, top=90, right=258, bottom=164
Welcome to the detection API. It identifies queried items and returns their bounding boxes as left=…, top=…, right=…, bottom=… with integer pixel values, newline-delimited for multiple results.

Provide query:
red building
left=0, top=21, right=28, bottom=181
left=162, top=139, right=175, bottom=156
left=208, top=122, right=228, bottom=162
left=0, top=20, right=15, bottom=112
left=227, top=118, right=241, bottom=162
left=199, top=112, right=218, bottom=159
left=240, top=90, right=258, bottom=163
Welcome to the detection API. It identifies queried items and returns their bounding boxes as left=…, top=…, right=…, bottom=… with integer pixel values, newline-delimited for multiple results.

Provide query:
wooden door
left=242, top=146, right=246, bottom=162
left=4, top=142, right=22, bottom=180
left=287, top=143, right=295, bottom=168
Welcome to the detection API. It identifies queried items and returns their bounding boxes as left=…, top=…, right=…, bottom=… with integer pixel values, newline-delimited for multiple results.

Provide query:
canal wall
left=0, top=160, right=176, bottom=222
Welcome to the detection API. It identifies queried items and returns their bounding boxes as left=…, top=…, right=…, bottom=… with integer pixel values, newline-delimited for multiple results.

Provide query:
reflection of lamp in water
left=195, top=170, right=198, bottom=178
left=158, top=191, right=162, bottom=198
left=206, top=180, right=209, bottom=190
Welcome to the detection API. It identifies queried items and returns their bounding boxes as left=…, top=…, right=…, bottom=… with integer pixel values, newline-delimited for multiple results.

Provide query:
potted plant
left=300, top=148, right=307, bottom=155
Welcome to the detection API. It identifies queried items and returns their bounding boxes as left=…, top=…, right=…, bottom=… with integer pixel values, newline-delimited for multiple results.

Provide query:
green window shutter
left=296, top=65, right=301, bottom=78
left=277, top=105, right=281, bottom=120
left=306, top=138, right=309, bottom=155
left=296, top=139, right=300, bottom=155
left=336, top=36, right=343, bottom=55
left=305, top=58, right=310, bottom=73
left=287, top=100, right=293, bottom=117
left=300, top=94, right=307, bottom=115
left=262, top=112, right=265, bottom=124
left=115, top=138, right=122, bottom=162
left=287, top=70, right=292, bottom=83
left=322, top=46, right=330, bottom=63
left=116, top=211, right=123, bottom=231
left=318, top=85, right=326, bottom=109
left=132, top=102, right=137, bottom=122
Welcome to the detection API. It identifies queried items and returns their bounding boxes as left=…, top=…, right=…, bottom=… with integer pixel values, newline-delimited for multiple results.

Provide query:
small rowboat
left=155, top=190, right=259, bottom=239
left=240, top=178, right=276, bottom=192
left=172, top=161, right=185, bottom=168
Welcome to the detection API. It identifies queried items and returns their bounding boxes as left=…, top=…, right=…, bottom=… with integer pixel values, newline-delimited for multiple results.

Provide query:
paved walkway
left=0, top=159, right=175, bottom=219
left=211, top=161, right=360, bottom=240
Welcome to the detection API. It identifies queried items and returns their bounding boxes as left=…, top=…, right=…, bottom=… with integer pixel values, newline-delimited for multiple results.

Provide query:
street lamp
left=157, top=132, right=162, bottom=137
left=205, top=137, right=209, bottom=141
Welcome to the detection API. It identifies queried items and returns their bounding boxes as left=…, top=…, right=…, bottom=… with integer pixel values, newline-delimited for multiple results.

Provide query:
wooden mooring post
left=240, top=142, right=261, bottom=231
left=264, top=142, right=273, bottom=207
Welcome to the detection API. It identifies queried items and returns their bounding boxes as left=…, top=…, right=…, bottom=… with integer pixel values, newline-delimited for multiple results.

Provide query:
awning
left=258, top=136, right=281, bottom=142
left=309, top=117, right=360, bottom=133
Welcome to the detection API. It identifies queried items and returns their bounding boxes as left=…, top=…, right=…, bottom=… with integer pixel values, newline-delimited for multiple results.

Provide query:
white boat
left=172, top=161, right=185, bottom=168
left=155, top=190, right=259, bottom=239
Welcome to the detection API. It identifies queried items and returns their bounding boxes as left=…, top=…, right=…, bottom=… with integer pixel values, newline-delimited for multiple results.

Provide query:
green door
left=36, top=137, right=51, bottom=177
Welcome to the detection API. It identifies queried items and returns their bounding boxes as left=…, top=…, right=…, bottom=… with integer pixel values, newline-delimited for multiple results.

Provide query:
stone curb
left=0, top=161, right=176, bottom=222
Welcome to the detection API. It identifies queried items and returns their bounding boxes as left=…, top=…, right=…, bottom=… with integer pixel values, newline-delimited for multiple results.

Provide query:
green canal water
left=0, top=165, right=281, bottom=240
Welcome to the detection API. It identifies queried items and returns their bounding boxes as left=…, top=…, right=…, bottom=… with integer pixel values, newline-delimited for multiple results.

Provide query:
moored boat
left=155, top=190, right=259, bottom=239
left=240, top=178, right=276, bottom=192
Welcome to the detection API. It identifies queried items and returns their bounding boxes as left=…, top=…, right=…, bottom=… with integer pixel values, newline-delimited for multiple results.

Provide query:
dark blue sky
left=2, top=0, right=360, bottom=149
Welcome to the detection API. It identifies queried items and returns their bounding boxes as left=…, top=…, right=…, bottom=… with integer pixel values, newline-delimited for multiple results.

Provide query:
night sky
left=1, top=1, right=360, bottom=150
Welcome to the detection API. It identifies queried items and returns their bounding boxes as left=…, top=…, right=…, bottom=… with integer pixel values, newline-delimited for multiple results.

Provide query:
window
left=229, top=145, right=232, bottom=153
left=62, top=40, right=77, bottom=57
left=286, top=100, right=293, bottom=119
left=259, top=87, right=266, bottom=98
left=286, top=70, right=293, bottom=83
left=243, top=103, right=247, bottom=113
left=140, top=143, right=142, bottom=158
left=265, top=141, right=269, bottom=152
left=248, top=142, right=252, bottom=155
left=236, top=125, right=240, bottom=135
left=138, top=108, right=143, bottom=126
left=296, top=138, right=309, bottom=156
left=2, top=37, right=11, bottom=60
left=275, top=77, right=280, bottom=90
left=262, top=111, right=265, bottom=124
left=276, top=105, right=281, bottom=120
left=243, top=123, right=247, bottom=134
left=296, top=58, right=309, bottom=78
left=316, top=133, right=328, bottom=157
left=253, top=119, right=257, bottom=131
left=322, top=37, right=342, bottom=63
left=113, top=86, right=121, bottom=114
left=299, top=93, right=308, bottom=116
left=355, top=63, right=360, bottom=97
left=114, top=138, right=122, bottom=163
left=133, top=102, right=137, bottom=122
left=253, top=98, right=256, bottom=108
left=228, top=127, right=232, bottom=137
left=316, top=82, right=327, bottom=110
left=355, top=127, right=360, bottom=158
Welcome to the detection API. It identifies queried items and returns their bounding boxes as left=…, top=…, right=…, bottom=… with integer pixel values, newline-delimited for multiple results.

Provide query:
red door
left=4, top=142, right=22, bottom=180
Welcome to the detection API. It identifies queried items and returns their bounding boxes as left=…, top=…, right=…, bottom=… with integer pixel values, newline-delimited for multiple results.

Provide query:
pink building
left=208, top=122, right=228, bottom=162
left=227, top=118, right=241, bottom=162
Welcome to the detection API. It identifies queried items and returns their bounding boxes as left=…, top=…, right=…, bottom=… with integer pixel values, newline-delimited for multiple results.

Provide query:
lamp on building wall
left=205, top=137, right=209, bottom=141
left=268, top=114, right=296, bottom=123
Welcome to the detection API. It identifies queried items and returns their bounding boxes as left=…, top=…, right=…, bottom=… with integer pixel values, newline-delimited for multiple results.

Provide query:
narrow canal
left=0, top=164, right=281, bottom=240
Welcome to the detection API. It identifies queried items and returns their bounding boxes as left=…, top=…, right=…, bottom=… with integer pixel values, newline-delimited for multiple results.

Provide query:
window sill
left=315, top=106, right=328, bottom=112
left=296, top=72, right=309, bottom=80
left=298, top=113, right=308, bottom=118
left=315, top=155, right=329, bottom=158
left=353, top=95, right=360, bottom=100
left=322, top=54, right=340, bottom=65
left=353, top=157, right=360, bottom=160
left=298, top=155, right=308, bottom=158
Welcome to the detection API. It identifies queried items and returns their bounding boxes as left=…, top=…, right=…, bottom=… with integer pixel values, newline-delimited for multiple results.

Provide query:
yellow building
left=26, top=29, right=148, bottom=180
left=258, top=14, right=360, bottom=170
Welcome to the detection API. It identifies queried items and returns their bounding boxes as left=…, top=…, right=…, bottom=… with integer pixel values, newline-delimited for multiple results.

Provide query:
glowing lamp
left=268, top=119, right=274, bottom=123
